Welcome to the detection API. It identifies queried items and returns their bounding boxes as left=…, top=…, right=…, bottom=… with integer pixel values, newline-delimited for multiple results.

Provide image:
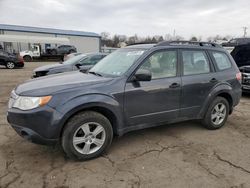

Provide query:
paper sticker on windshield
left=126, top=51, right=144, bottom=56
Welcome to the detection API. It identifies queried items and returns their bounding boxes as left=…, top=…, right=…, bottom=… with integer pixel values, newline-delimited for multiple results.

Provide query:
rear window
left=212, top=52, right=232, bottom=71
left=182, top=50, right=210, bottom=76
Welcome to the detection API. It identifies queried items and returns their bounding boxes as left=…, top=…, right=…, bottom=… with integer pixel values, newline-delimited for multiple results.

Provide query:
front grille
left=242, top=73, right=250, bottom=85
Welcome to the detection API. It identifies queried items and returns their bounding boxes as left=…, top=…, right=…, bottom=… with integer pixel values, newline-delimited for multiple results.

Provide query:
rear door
left=180, top=49, right=217, bottom=118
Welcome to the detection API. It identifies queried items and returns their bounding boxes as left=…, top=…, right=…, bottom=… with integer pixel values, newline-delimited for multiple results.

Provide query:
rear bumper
left=15, top=62, right=24, bottom=67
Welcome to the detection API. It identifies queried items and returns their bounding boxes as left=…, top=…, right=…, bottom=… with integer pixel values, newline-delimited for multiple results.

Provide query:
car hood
left=34, top=63, right=67, bottom=72
left=15, top=71, right=113, bottom=96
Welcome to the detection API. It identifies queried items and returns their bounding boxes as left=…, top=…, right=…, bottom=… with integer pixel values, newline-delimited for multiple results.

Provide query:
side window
left=80, top=56, right=102, bottom=65
left=138, top=50, right=177, bottom=79
left=182, top=50, right=210, bottom=76
left=212, top=52, right=232, bottom=71
left=89, top=55, right=103, bottom=65
left=79, top=57, right=91, bottom=65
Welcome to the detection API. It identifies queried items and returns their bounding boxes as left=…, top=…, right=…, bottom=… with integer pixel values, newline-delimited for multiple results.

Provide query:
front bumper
left=7, top=105, right=63, bottom=145
left=11, top=124, right=57, bottom=145
left=242, top=84, right=250, bottom=93
left=242, top=72, right=250, bottom=92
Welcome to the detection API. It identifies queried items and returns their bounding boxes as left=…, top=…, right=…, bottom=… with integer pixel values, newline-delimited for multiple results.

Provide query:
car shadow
left=2, top=120, right=204, bottom=163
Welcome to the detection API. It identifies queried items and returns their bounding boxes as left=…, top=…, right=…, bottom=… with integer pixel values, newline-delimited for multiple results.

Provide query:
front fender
left=199, top=83, right=233, bottom=118
left=52, top=94, right=124, bottom=135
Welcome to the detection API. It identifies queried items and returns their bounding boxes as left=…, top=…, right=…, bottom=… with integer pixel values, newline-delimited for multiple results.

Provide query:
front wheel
left=51, top=50, right=57, bottom=55
left=6, top=62, right=15, bottom=69
left=62, top=111, right=113, bottom=160
left=202, top=97, right=229, bottom=130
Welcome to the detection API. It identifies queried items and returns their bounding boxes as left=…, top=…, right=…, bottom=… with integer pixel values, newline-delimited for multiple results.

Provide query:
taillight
left=18, top=55, right=24, bottom=63
left=236, top=72, right=242, bottom=82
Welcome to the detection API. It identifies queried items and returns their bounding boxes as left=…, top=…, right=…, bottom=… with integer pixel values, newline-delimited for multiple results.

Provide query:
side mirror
left=75, top=63, right=81, bottom=69
left=134, top=69, right=152, bottom=81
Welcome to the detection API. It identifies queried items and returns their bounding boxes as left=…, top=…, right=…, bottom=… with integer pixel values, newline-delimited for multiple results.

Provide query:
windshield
left=62, top=54, right=86, bottom=65
left=90, top=49, right=145, bottom=77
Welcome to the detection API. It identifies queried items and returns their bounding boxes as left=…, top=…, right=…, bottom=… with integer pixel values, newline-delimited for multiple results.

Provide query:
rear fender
left=199, top=83, right=233, bottom=118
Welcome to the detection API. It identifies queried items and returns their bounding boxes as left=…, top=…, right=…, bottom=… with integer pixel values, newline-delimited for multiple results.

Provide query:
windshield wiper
left=88, top=71, right=103, bottom=77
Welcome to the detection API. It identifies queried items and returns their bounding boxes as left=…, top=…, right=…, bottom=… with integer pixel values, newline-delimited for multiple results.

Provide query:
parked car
left=63, top=52, right=82, bottom=61
left=0, top=50, right=24, bottom=69
left=239, top=66, right=250, bottom=92
left=46, top=45, right=77, bottom=55
left=7, top=41, right=241, bottom=160
left=229, top=44, right=250, bottom=92
left=222, top=38, right=250, bottom=47
left=33, top=53, right=107, bottom=78
left=230, top=44, right=250, bottom=67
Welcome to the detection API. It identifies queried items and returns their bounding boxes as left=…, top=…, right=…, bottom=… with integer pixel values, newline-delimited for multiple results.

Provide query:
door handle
left=169, top=83, right=180, bottom=88
left=210, top=78, right=218, bottom=83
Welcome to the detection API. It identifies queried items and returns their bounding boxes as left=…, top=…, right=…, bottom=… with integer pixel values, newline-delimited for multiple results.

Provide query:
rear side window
left=182, top=50, right=210, bottom=76
left=212, top=52, right=232, bottom=71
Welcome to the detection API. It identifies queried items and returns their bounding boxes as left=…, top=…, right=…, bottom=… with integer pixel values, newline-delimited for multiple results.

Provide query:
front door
left=124, top=50, right=181, bottom=126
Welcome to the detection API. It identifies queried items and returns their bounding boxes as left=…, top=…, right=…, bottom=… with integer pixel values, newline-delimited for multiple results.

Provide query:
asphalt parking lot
left=1, top=62, right=250, bottom=188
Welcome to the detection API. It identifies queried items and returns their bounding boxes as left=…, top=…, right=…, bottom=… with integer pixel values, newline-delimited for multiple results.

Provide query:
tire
left=6, top=62, right=15, bottom=69
left=23, top=55, right=32, bottom=62
left=51, top=50, right=57, bottom=55
left=62, top=111, right=113, bottom=160
left=202, top=97, right=229, bottom=130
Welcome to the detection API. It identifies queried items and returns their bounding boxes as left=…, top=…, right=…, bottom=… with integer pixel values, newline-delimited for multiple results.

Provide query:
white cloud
left=0, top=0, right=249, bottom=39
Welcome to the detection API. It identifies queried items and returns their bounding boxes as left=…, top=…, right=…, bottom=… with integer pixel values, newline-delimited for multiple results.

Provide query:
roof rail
left=156, top=41, right=222, bottom=48
left=126, top=42, right=157, bottom=46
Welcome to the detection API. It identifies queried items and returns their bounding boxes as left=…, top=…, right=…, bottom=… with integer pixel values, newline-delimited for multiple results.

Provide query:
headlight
left=12, top=96, right=52, bottom=110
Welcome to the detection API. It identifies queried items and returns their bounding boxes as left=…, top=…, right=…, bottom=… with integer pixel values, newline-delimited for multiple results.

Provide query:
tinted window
left=182, top=50, right=210, bottom=75
left=138, top=50, right=177, bottom=79
left=212, top=52, right=232, bottom=71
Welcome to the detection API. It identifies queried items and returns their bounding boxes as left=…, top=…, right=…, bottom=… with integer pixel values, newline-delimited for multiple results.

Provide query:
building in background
left=0, top=24, right=101, bottom=53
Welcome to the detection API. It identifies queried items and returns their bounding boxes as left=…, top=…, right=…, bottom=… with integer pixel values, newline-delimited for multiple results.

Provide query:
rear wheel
left=6, top=62, right=15, bottom=69
left=202, top=97, right=229, bottom=130
left=23, top=55, right=32, bottom=62
left=62, top=111, right=113, bottom=160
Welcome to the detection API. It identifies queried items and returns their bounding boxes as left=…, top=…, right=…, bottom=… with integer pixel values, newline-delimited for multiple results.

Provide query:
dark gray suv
left=7, top=41, right=242, bottom=160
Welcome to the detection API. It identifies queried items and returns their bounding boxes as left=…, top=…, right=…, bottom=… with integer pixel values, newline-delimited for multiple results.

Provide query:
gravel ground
left=0, top=62, right=250, bottom=188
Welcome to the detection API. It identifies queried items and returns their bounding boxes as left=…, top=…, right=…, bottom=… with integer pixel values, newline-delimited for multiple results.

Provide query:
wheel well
left=217, top=92, right=233, bottom=114
left=60, top=107, right=118, bottom=138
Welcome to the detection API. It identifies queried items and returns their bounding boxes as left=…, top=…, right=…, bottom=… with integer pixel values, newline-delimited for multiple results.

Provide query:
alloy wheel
left=6, top=62, right=15, bottom=69
left=211, top=103, right=226, bottom=126
left=73, top=122, right=106, bottom=155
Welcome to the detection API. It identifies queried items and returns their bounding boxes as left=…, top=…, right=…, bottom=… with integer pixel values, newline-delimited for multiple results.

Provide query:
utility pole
left=173, top=29, right=176, bottom=39
left=243, top=26, right=248, bottom=37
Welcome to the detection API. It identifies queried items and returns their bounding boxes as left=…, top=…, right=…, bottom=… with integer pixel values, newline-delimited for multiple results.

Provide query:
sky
left=0, top=0, right=249, bottom=39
